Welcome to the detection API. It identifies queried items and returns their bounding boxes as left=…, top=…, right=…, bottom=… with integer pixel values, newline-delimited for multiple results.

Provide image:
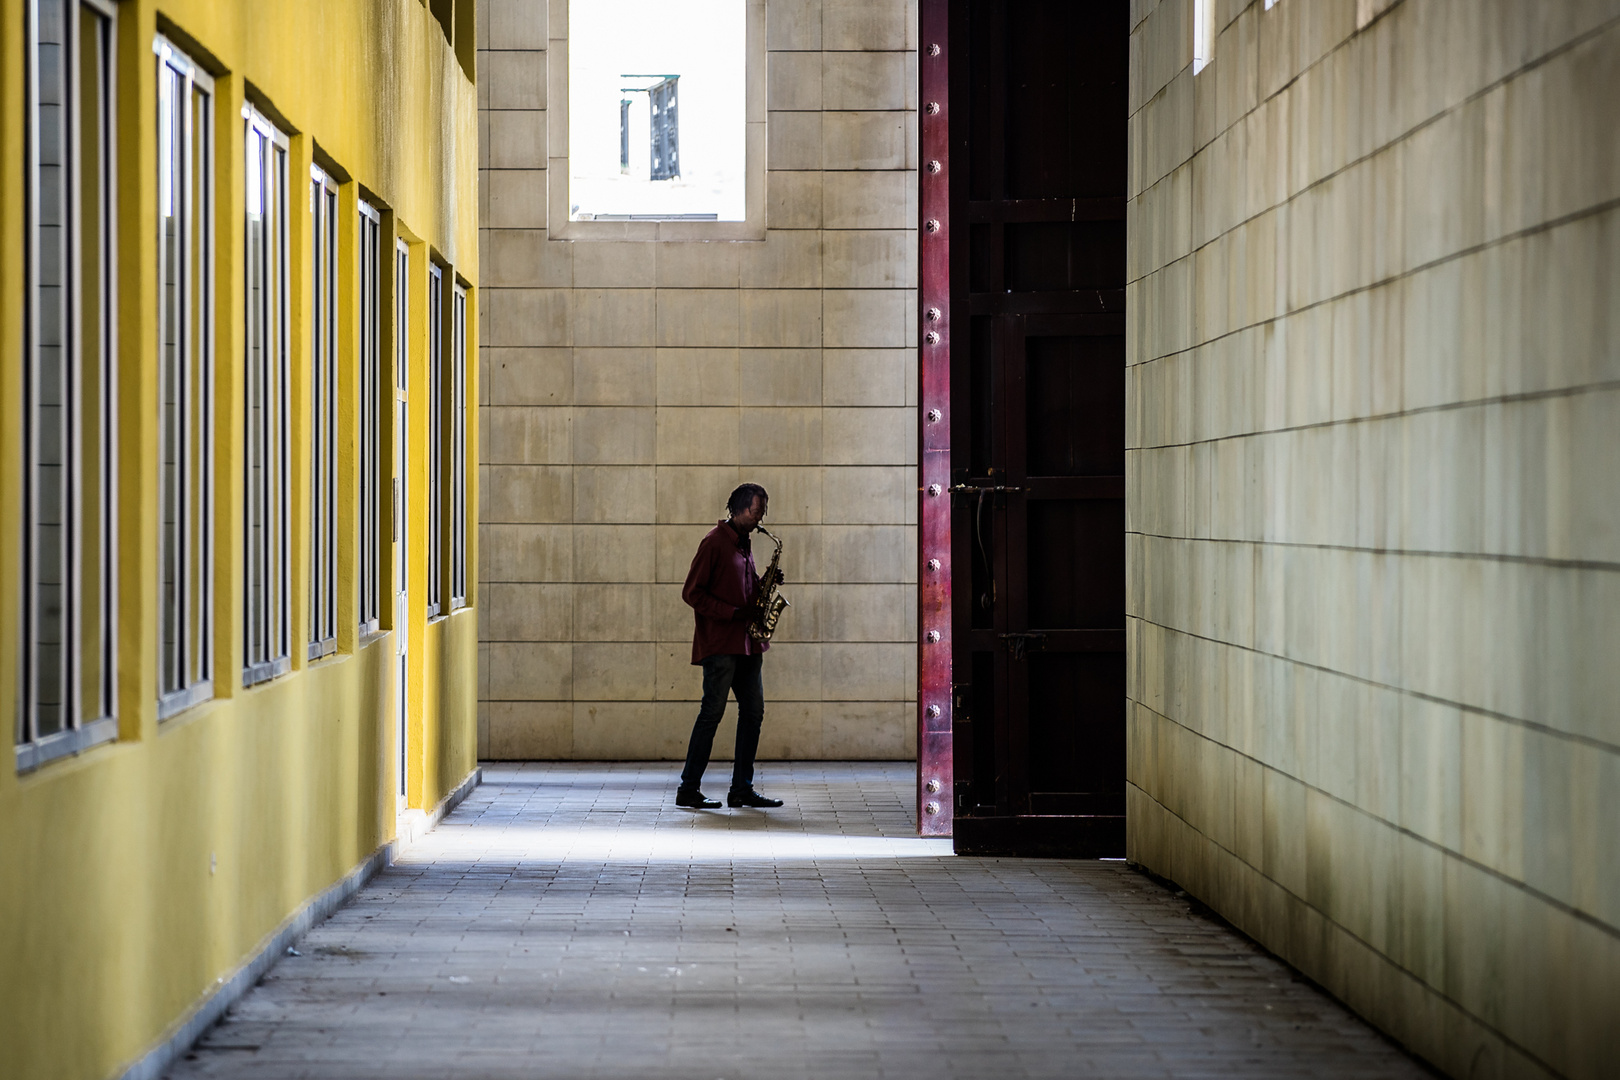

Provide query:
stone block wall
left=1126, top=1, right=1620, bottom=1077
left=474, top=0, right=919, bottom=760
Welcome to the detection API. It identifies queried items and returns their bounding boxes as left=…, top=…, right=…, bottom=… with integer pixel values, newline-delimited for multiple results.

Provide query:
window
left=156, top=36, right=215, bottom=719
left=552, top=0, right=765, bottom=239
left=308, top=165, right=338, bottom=659
left=569, top=1, right=741, bottom=218
left=449, top=283, right=467, bottom=610
left=357, top=202, right=382, bottom=634
left=393, top=238, right=408, bottom=635
left=425, top=263, right=443, bottom=619
left=1192, top=0, right=1214, bottom=75
left=243, top=105, right=290, bottom=686
left=20, top=0, right=118, bottom=769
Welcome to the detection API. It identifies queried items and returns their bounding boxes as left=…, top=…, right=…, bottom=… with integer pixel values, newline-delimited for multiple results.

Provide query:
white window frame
left=19, top=0, right=120, bottom=770
left=449, top=282, right=467, bottom=610
left=308, top=164, right=339, bottom=660
left=243, top=104, right=291, bottom=687
left=155, top=34, right=216, bottom=720
left=547, top=0, right=766, bottom=241
left=425, top=262, right=443, bottom=620
left=357, top=201, right=382, bottom=635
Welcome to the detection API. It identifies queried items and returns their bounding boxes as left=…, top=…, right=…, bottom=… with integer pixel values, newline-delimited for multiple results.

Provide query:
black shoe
left=676, top=788, right=722, bottom=809
left=727, top=789, right=784, bottom=808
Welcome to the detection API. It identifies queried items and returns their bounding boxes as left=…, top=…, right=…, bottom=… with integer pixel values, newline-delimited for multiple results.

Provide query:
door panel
left=927, top=0, right=1128, bottom=856
left=1026, top=500, right=1124, bottom=629
left=1025, top=335, right=1126, bottom=477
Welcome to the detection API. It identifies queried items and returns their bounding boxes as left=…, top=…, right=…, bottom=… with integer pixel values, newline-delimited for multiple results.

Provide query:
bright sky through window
left=569, top=0, right=745, bottom=221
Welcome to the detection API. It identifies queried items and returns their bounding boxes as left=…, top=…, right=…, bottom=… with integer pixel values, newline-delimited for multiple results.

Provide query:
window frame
left=242, top=103, right=292, bottom=688
left=19, top=0, right=121, bottom=770
left=425, top=261, right=443, bottom=620
left=307, top=164, right=339, bottom=660
left=392, top=237, right=408, bottom=638
left=448, top=281, right=467, bottom=611
left=155, top=34, right=217, bottom=720
left=547, top=0, right=766, bottom=241
left=357, top=201, right=382, bottom=635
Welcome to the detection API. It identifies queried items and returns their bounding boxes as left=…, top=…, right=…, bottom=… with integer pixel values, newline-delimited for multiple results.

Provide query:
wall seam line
left=1127, top=615, right=1620, bottom=757
left=1126, top=192, right=1620, bottom=362
left=1124, top=531, right=1620, bottom=575
left=1128, top=711, right=1620, bottom=943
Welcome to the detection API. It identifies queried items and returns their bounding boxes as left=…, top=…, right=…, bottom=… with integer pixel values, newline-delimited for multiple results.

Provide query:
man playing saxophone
left=675, top=483, right=786, bottom=809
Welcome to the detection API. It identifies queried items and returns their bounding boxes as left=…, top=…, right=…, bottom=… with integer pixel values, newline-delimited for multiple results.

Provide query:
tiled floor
left=169, top=763, right=1431, bottom=1079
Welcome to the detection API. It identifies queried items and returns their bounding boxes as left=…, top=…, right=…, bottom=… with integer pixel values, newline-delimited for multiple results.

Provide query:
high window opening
left=568, top=0, right=744, bottom=221
left=20, top=0, right=118, bottom=769
left=358, top=202, right=382, bottom=634
left=156, top=36, right=215, bottom=719
left=308, top=166, right=339, bottom=659
left=243, top=105, right=290, bottom=686
left=425, top=263, right=443, bottom=619
left=1192, top=0, right=1214, bottom=74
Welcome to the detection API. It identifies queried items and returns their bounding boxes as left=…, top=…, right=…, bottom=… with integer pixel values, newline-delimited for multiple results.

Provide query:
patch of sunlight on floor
left=414, top=824, right=957, bottom=863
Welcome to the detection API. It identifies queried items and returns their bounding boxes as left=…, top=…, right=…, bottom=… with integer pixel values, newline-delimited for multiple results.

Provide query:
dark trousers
left=679, top=652, right=764, bottom=794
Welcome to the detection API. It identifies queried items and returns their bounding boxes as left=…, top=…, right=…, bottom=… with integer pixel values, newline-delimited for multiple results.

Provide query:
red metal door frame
left=917, top=0, right=952, bottom=836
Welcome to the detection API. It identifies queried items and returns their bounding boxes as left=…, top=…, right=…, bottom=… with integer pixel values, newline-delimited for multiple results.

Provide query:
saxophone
left=747, top=525, right=790, bottom=643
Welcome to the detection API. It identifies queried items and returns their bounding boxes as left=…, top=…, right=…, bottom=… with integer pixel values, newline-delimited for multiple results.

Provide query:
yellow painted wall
left=0, top=2, right=480, bottom=1078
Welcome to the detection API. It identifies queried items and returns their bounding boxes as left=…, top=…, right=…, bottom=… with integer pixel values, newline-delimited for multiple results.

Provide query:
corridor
left=169, top=764, right=1428, bottom=1080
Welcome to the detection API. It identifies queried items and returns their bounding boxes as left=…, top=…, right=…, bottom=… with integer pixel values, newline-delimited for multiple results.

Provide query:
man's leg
left=680, top=655, right=737, bottom=792
left=728, top=652, right=765, bottom=794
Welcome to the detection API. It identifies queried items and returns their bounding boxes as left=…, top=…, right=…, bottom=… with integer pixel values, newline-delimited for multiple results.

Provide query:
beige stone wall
left=1126, top=1, right=1620, bottom=1078
left=474, top=0, right=918, bottom=761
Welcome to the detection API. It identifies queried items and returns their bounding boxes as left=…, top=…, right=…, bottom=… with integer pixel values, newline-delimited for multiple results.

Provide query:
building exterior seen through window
left=568, top=0, right=743, bottom=221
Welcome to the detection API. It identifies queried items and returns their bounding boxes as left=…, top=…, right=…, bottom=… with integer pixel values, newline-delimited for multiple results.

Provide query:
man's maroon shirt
left=682, top=520, right=768, bottom=664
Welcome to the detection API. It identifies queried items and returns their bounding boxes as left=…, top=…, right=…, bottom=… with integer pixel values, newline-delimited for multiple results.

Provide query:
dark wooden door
left=928, top=0, right=1128, bottom=856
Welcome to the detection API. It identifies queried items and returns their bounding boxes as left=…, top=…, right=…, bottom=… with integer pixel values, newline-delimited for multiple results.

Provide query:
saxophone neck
left=755, top=524, right=782, bottom=551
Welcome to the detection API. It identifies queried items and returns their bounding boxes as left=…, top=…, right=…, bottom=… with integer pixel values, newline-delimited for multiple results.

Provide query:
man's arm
left=682, top=535, right=743, bottom=621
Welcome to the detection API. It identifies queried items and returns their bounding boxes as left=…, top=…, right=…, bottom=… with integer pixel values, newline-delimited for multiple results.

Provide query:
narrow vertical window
left=308, top=166, right=338, bottom=659
left=357, top=202, right=382, bottom=634
left=1192, top=0, right=1214, bottom=74
left=393, top=238, right=409, bottom=804
left=243, top=105, right=290, bottom=685
left=20, top=0, right=119, bottom=769
left=449, top=283, right=467, bottom=610
left=425, top=263, right=443, bottom=619
left=394, top=237, right=408, bottom=640
left=155, top=36, right=214, bottom=718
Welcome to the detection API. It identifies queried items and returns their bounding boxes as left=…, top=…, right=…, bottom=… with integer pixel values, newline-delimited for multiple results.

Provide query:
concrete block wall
left=1125, top=1, right=1620, bottom=1078
left=474, top=0, right=919, bottom=761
